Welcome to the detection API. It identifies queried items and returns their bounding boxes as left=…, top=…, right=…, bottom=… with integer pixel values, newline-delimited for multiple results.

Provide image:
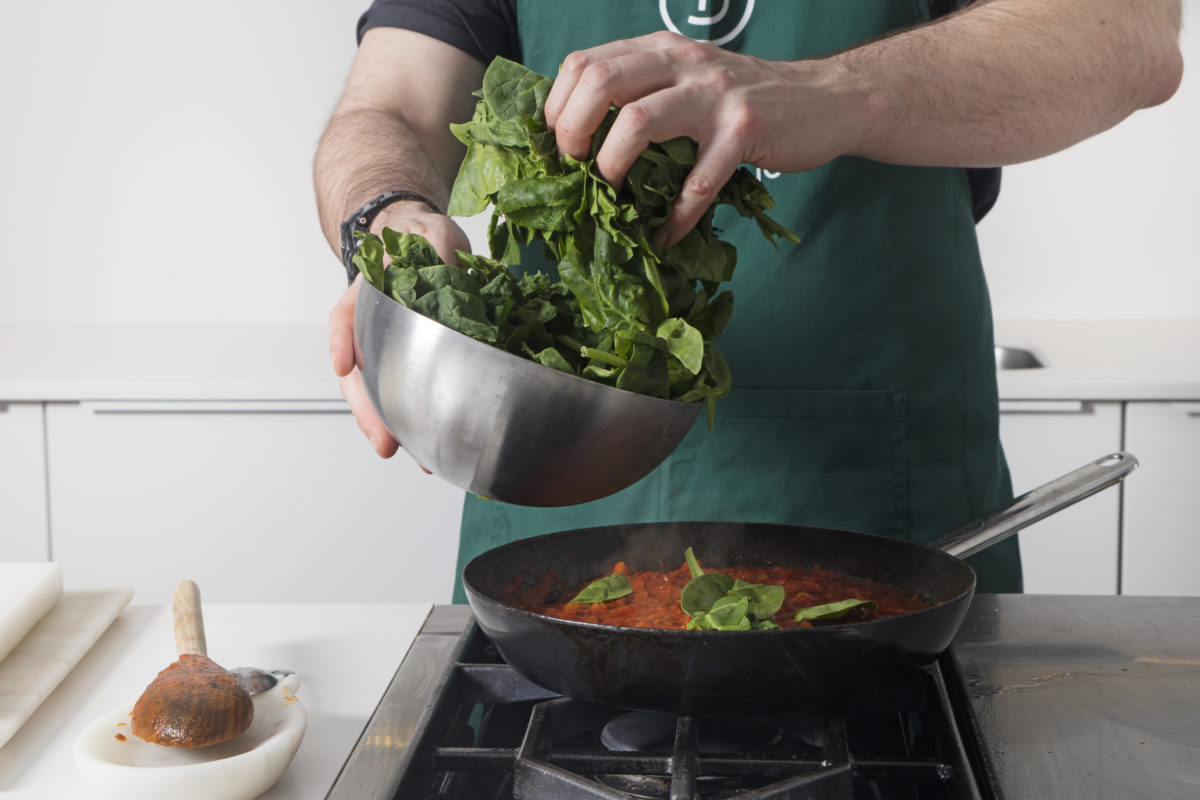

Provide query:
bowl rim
left=357, top=277, right=706, bottom=412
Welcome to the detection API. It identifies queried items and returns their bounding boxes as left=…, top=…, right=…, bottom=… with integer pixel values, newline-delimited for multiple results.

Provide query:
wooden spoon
left=130, top=580, right=253, bottom=747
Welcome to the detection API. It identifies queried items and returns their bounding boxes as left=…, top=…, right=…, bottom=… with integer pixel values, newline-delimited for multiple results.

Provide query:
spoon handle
left=172, top=580, right=208, bottom=657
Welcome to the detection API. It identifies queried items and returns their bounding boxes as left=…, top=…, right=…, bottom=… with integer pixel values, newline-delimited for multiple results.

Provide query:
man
left=314, top=1, right=1182, bottom=601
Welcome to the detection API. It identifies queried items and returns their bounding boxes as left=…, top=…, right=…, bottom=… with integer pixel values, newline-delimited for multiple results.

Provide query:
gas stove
left=328, top=596, right=1200, bottom=800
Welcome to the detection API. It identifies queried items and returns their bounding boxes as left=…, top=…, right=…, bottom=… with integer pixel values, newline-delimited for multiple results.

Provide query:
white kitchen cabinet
left=44, top=401, right=464, bottom=603
left=1121, top=402, right=1200, bottom=597
left=0, top=402, right=49, bottom=561
left=999, top=401, right=1123, bottom=595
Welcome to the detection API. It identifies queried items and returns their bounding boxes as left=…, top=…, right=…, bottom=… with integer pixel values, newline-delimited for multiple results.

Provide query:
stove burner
left=597, top=711, right=801, bottom=799
left=601, top=711, right=786, bottom=754
left=593, top=772, right=698, bottom=800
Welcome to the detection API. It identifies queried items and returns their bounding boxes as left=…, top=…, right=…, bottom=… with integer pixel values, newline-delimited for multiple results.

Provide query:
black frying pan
left=463, top=453, right=1137, bottom=712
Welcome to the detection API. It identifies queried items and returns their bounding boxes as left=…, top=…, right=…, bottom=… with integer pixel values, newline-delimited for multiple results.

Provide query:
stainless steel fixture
left=995, top=345, right=1045, bottom=370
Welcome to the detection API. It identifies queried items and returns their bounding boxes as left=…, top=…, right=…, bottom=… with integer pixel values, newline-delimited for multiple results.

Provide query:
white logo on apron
left=659, top=0, right=756, bottom=47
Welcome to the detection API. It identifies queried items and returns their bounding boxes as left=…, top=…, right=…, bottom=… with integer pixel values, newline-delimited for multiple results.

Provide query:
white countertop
left=0, top=324, right=339, bottom=402
left=1, top=319, right=1198, bottom=402
left=0, top=601, right=433, bottom=799
left=993, top=319, right=1200, bottom=401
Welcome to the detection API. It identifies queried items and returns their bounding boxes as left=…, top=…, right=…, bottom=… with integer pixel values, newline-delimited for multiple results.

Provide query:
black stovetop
left=330, top=606, right=986, bottom=800
left=329, top=597, right=1200, bottom=800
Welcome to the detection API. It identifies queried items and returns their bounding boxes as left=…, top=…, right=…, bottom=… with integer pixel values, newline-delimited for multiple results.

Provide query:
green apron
left=451, top=0, right=1021, bottom=601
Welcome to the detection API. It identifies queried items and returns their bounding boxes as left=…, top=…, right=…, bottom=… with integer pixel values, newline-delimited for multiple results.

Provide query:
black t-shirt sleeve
left=356, top=0, right=520, bottom=66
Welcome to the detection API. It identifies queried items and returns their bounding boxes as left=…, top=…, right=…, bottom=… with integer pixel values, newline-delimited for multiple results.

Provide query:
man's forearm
left=833, top=0, right=1183, bottom=167
left=313, top=105, right=450, bottom=255
left=313, top=28, right=484, bottom=256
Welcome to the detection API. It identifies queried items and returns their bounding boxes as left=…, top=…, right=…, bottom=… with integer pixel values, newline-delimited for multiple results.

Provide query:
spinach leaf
left=656, top=318, right=705, bottom=375
left=729, top=578, right=786, bottom=621
left=411, top=285, right=499, bottom=344
left=571, top=573, right=634, bottom=604
left=680, top=547, right=734, bottom=617
left=481, top=56, right=552, bottom=122
left=382, top=229, right=440, bottom=267
left=351, top=233, right=386, bottom=288
left=687, top=595, right=752, bottom=630
left=681, top=573, right=735, bottom=617
left=793, top=598, right=877, bottom=623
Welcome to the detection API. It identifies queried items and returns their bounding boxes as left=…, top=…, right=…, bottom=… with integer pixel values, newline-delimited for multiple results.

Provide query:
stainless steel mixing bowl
left=354, top=279, right=703, bottom=506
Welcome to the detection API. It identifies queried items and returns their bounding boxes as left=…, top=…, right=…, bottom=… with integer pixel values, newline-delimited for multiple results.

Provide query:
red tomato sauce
left=519, top=559, right=932, bottom=630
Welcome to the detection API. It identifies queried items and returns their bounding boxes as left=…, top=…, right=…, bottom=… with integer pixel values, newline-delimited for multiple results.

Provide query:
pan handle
left=933, top=452, right=1139, bottom=559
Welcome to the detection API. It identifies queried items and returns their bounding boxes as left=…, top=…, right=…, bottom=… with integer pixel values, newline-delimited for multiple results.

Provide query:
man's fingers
left=591, top=84, right=694, bottom=189
left=651, top=139, right=745, bottom=249
left=330, top=276, right=397, bottom=458
left=339, top=368, right=400, bottom=459
left=329, top=275, right=361, bottom=378
left=551, top=51, right=677, bottom=162
left=593, top=90, right=747, bottom=246
left=544, top=36, right=664, bottom=125
left=339, top=371, right=430, bottom=472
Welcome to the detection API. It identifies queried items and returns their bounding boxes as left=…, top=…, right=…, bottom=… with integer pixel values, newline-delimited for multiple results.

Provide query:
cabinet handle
left=999, top=400, right=1086, bottom=414
left=80, top=400, right=349, bottom=414
left=1172, top=402, right=1200, bottom=417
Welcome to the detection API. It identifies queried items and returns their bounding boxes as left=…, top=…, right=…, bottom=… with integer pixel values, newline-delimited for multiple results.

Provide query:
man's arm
left=841, top=0, right=1183, bottom=168
left=546, top=0, right=1183, bottom=248
left=314, top=27, right=484, bottom=251
left=314, top=28, right=484, bottom=458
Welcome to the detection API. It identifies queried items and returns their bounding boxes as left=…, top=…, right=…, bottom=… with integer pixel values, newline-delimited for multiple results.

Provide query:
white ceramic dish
left=73, top=671, right=306, bottom=800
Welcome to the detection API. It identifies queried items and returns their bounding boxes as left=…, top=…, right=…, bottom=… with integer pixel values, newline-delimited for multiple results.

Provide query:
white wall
left=0, top=0, right=362, bottom=325
left=0, top=1, right=1196, bottom=327
left=978, top=3, right=1200, bottom=321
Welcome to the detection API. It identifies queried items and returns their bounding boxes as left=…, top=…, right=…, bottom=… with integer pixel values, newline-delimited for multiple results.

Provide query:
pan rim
left=464, top=580, right=972, bottom=638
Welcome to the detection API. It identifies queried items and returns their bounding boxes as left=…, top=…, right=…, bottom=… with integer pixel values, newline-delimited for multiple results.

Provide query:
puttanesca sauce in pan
left=518, top=559, right=933, bottom=630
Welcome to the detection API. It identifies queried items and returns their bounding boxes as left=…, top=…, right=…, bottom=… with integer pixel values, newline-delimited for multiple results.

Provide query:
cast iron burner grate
left=389, top=624, right=984, bottom=800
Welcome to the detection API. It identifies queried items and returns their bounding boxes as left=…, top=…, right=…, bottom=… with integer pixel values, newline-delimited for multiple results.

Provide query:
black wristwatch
left=339, top=190, right=443, bottom=284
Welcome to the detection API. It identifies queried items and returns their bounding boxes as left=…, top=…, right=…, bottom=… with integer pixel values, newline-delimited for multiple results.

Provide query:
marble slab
left=0, top=563, right=63, bottom=665
left=0, top=589, right=133, bottom=748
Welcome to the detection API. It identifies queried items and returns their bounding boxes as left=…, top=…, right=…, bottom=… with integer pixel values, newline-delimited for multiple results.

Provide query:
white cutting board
left=0, top=563, right=63, bottom=664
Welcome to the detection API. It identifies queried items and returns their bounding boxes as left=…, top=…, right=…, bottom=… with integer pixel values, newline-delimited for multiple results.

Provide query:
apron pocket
left=661, top=388, right=908, bottom=539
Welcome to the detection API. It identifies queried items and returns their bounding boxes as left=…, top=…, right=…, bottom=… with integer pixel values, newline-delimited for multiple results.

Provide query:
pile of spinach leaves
left=354, top=56, right=797, bottom=421
left=680, top=547, right=784, bottom=630
left=681, top=547, right=878, bottom=629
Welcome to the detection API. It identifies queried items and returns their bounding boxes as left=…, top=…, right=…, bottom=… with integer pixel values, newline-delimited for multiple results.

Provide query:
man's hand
left=543, top=31, right=848, bottom=249
left=329, top=202, right=471, bottom=459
